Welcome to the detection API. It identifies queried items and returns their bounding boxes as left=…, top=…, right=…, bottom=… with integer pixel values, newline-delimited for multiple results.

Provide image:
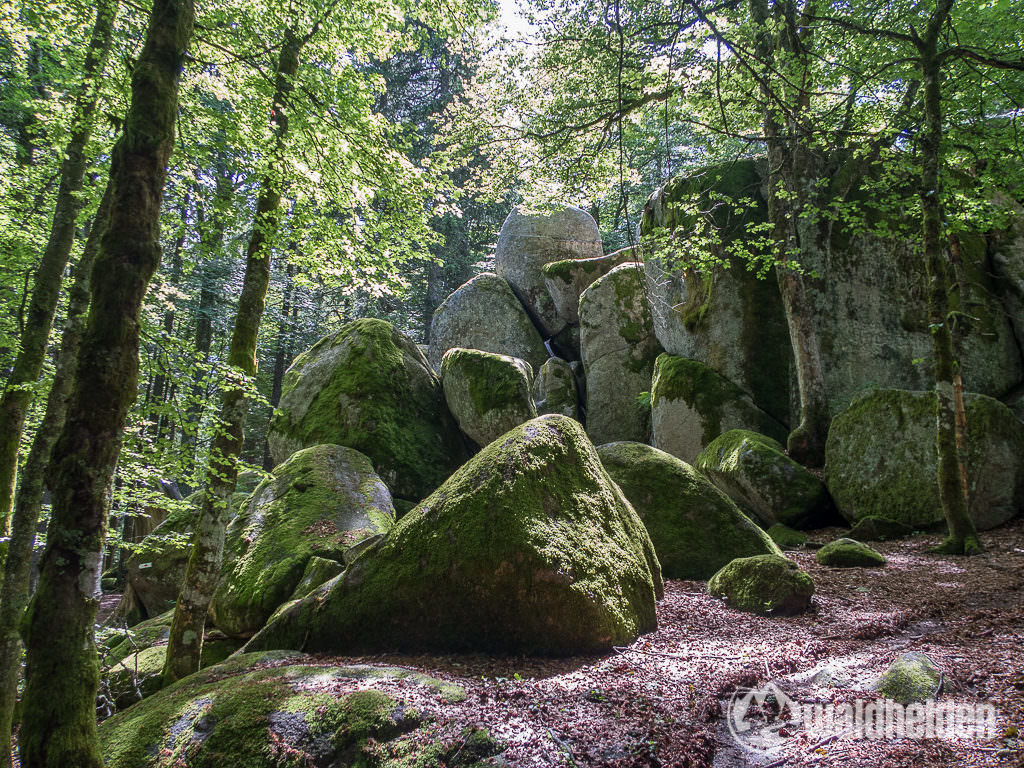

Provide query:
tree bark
left=17, top=0, right=194, bottom=764
left=918, top=0, right=981, bottom=555
left=162, top=27, right=301, bottom=685
left=0, top=0, right=118, bottom=551
left=748, top=0, right=831, bottom=466
left=0, top=186, right=109, bottom=768
left=262, top=262, right=295, bottom=471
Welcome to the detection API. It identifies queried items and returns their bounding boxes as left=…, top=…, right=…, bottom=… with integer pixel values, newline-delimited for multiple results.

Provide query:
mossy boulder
left=597, top=441, right=780, bottom=580
left=707, top=554, right=815, bottom=615
left=428, top=272, right=548, bottom=374
left=579, top=263, right=662, bottom=444
left=533, top=356, right=579, bottom=419
left=244, top=415, right=663, bottom=656
left=440, top=347, right=538, bottom=447
left=104, top=634, right=240, bottom=712
left=268, top=318, right=469, bottom=502
left=122, top=493, right=203, bottom=622
left=542, top=246, right=636, bottom=325
left=816, top=538, right=886, bottom=568
left=639, top=160, right=793, bottom=426
left=99, top=652, right=486, bottom=768
left=767, top=524, right=807, bottom=550
left=695, top=429, right=836, bottom=529
left=874, top=652, right=942, bottom=705
left=211, top=445, right=395, bottom=638
left=651, top=356, right=787, bottom=464
left=825, top=388, right=1024, bottom=530
left=496, top=204, right=604, bottom=337
left=848, top=515, right=915, bottom=542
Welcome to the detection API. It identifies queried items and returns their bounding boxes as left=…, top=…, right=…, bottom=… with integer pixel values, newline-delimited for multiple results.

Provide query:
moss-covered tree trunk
left=262, top=262, right=295, bottom=471
left=748, top=0, right=831, bottom=467
left=918, top=0, right=980, bottom=556
left=0, top=187, right=110, bottom=768
left=0, top=0, right=118, bottom=552
left=162, top=28, right=301, bottom=685
left=17, top=0, right=194, bottom=764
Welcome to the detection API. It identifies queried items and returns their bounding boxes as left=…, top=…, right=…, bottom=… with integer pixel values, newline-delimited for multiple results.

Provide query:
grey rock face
left=532, top=357, right=579, bottom=419
left=428, top=272, right=548, bottom=374
left=650, top=355, right=787, bottom=464
left=496, top=204, right=603, bottom=337
left=579, top=263, right=661, bottom=444
left=542, top=246, right=636, bottom=325
left=440, top=347, right=538, bottom=447
left=825, top=388, right=1024, bottom=530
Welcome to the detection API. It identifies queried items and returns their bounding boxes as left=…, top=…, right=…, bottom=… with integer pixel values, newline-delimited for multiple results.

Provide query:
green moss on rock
left=99, top=653, right=469, bottom=768
left=269, top=318, right=469, bottom=501
left=651, top=356, right=787, bottom=463
left=696, top=429, right=836, bottom=529
left=825, top=388, right=1024, bottom=530
left=816, top=538, right=886, bottom=568
left=767, top=524, right=807, bottom=550
left=441, top=347, right=537, bottom=447
left=244, top=415, right=662, bottom=656
left=598, top=441, right=780, bottom=579
left=708, top=555, right=814, bottom=615
left=211, top=444, right=395, bottom=638
left=874, top=652, right=942, bottom=705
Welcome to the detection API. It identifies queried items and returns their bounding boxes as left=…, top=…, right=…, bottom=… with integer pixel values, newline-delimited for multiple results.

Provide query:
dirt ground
left=266, top=518, right=1024, bottom=768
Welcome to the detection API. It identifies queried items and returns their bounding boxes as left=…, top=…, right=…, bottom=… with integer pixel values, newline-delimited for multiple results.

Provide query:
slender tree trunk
left=18, top=0, right=194, bottom=764
left=262, top=263, right=295, bottom=471
left=918, top=0, right=980, bottom=555
left=0, top=187, right=109, bottom=768
left=163, top=28, right=301, bottom=685
left=0, top=0, right=118, bottom=550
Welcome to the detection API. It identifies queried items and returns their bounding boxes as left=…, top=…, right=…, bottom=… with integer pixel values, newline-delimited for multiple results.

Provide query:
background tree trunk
left=0, top=0, right=118, bottom=551
left=0, top=187, right=109, bottom=768
left=918, top=0, right=980, bottom=555
left=17, top=0, right=194, bottom=763
left=162, top=27, right=301, bottom=685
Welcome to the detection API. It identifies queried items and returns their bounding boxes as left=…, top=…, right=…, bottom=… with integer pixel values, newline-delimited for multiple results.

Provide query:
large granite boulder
left=695, top=430, right=836, bottom=529
left=580, top=263, right=661, bottom=444
left=542, top=246, right=636, bottom=325
left=210, top=445, right=395, bottom=638
left=440, top=347, right=537, bottom=447
left=825, top=388, right=1024, bottom=530
left=268, top=318, right=468, bottom=502
left=533, top=357, right=579, bottom=419
left=640, top=159, right=1024, bottom=425
left=118, top=491, right=243, bottom=623
left=707, top=555, right=814, bottom=615
left=640, top=159, right=793, bottom=427
left=428, top=272, right=548, bottom=374
left=651, top=355, right=787, bottom=464
left=495, top=204, right=604, bottom=337
left=244, top=415, right=663, bottom=656
left=598, top=442, right=779, bottom=580
left=99, top=652, right=492, bottom=768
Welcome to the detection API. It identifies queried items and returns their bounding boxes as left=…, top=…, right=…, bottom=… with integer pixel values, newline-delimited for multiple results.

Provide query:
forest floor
left=246, top=518, right=1024, bottom=768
